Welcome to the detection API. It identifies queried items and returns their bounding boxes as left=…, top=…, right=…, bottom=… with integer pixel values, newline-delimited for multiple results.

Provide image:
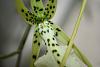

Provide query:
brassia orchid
left=16, top=0, right=92, bottom=67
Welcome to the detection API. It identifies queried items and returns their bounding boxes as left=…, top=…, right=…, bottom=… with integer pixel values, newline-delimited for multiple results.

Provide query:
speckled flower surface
left=16, top=0, right=89, bottom=67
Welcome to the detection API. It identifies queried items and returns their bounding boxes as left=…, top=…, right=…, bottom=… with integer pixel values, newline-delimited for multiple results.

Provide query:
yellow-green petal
left=44, top=0, right=57, bottom=19
left=31, top=0, right=44, bottom=17
left=30, top=28, right=42, bottom=67
left=16, top=0, right=34, bottom=25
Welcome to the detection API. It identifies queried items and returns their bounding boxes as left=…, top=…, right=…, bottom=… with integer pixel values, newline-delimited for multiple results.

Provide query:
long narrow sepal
left=16, top=0, right=35, bottom=25
left=44, top=0, right=57, bottom=19
left=30, top=0, right=44, bottom=17
left=30, top=27, right=42, bottom=67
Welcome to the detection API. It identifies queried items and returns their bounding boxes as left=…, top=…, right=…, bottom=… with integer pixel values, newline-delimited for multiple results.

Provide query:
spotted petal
left=16, top=0, right=35, bottom=25
left=34, top=21, right=84, bottom=67
left=30, top=27, right=42, bottom=67
left=34, top=45, right=85, bottom=67
left=31, top=0, right=44, bottom=17
left=44, top=0, right=57, bottom=19
left=34, top=49, right=59, bottom=67
left=38, top=21, right=64, bottom=65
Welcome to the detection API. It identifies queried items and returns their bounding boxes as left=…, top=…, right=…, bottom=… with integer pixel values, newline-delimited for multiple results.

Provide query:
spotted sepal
left=30, top=27, right=42, bottom=67
left=16, top=0, right=35, bottom=25
left=44, top=0, right=57, bottom=19
left=31, top=0, right=44, bottom=17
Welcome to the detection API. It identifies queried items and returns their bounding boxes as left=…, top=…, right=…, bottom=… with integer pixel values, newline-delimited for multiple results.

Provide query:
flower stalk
left=60, top=0, right=92, bottom=67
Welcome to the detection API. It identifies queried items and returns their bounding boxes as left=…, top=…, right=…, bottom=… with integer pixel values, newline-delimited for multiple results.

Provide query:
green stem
left=0, top=24, right=31, bottom=67
left=73, top=45, right=92, bottom=67
left=60, top=0, right=87, bottom=67
left=16, top=24, right=31, bottom=67
left=0, top=51, right=19, bottom=60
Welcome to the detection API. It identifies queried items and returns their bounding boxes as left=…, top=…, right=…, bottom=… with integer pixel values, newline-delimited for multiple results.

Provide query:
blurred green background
left=0, top=0, right=100, bottom=67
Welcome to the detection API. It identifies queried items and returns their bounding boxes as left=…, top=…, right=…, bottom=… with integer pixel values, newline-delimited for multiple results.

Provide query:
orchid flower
left=16, top=0, right=92, bottom=67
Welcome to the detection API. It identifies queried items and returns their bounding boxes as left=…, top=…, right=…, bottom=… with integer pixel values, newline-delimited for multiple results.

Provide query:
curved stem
left=60, top=0, right=87, bottom=67
left=0, top=24, right=31, bottom=67
left=16, top=24, right=31, bottom=67
left=0, top=51, right=19, bottom=60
